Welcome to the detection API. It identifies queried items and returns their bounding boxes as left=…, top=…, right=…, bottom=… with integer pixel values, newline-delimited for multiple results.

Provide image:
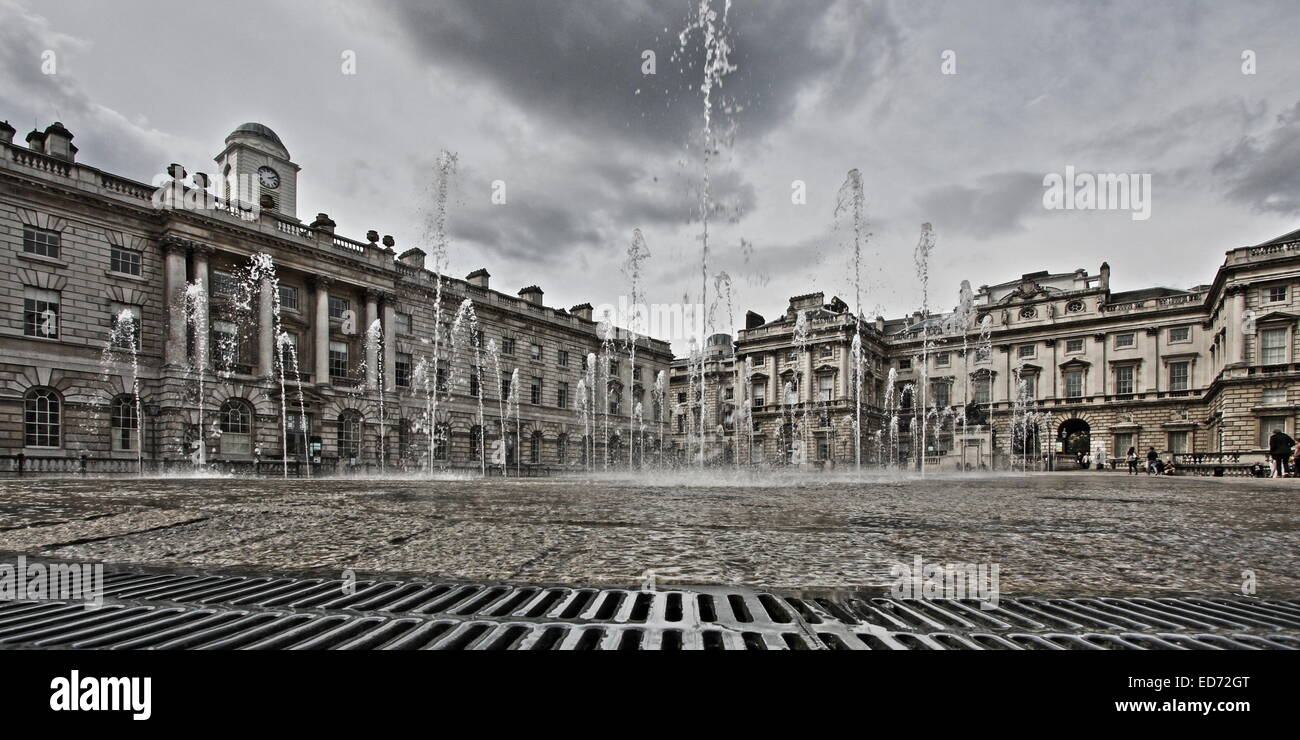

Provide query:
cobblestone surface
left=0, top=471, right=1295, bottom=596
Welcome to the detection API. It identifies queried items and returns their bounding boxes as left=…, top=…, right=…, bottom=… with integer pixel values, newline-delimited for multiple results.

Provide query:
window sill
left=18, top=252, right=68, bottom=268
left=105, top=269, right=148, bottom=283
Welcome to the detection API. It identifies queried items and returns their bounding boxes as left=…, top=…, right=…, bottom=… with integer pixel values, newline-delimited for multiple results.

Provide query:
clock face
left=257, top=166, right=281, bottom=189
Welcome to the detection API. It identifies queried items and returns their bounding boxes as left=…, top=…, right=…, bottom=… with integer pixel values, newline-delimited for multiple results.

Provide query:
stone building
left=0, top=119, right=672, bottom=472
left=670, top=232, right=1300, bottom=469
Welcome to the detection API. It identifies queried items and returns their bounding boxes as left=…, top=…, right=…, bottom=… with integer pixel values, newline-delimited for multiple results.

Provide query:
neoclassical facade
left=669, top=234, right=1300, bottom=469
left=0, top=119, right=672, bottom=471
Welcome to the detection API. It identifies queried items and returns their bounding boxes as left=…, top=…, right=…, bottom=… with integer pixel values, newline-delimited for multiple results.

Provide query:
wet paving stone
left=0, top=471, right=1295, bottom=596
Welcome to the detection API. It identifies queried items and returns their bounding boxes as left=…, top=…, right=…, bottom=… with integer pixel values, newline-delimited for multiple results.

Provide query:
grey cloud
left=1213, top=101, right=1300, bottom=216
left=378, top=0, right=899, bottom=149
left=914, top=172, right=1045, bottom=239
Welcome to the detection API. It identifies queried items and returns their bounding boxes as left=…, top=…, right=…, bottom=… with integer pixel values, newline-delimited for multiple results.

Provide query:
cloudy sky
left=3, top=0, right=1299, bottom=350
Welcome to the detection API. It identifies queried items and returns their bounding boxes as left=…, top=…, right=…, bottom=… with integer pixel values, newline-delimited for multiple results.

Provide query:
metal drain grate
left=1, top=567, right=1297, bottom=650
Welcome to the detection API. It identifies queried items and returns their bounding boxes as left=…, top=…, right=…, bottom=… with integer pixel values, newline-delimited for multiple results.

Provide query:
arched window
left=219, top=399, right=252, bottom=455
left=338, top=410, right=362, bottom=459
left=111, top=395, right=138, bottom=451
left=530, top=430, right=543, bottom=464
left=24, top=387, right=61, bottom=448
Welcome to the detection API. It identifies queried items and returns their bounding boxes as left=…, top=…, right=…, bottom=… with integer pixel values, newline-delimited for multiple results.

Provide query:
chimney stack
left=0, top=121, right=15, bottom=145
left=466, top=268, right=490, bottom=289
left=518, top=285, right=543, bottom=306
left=41, top=122, right=76, bottom=161
left=570, top=302, right=593, bottom=321
left=398, top=247, right=426, bottom=270
left=1099, top=262, right=1111, bottom=291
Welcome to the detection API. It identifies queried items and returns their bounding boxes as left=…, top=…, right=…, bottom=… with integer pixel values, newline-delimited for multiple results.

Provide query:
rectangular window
left=469, top=368, right=480, bottom=397
left=110, top=246, right=142, bottom=276
left=1017, top=344, right=1035, bottom=359
left=1168, top=326, right=1190, bottom=343
left=608, top=359, right=618, bottom=376
left=975, top=347, right=991, bottom=363
left=1260, top=327, right=1288, bottom=365
left=1263, top=387, right=1287, bottom=404
left=286, top=413, right=312, bottom=456
left=109, top=303, right=142, bottom=350
left=787, top=351, right=798, bottom=362
left=1169, top=362, right=1189, bottom=391
left=1261, top=417, right=1288, bottom=447
left=436, top=367, right=448, bottom=393
left=23, top=226, right=60, bottom=258
left=1066, top=338, right=1084, bottom=354
left=213, top=320, right=240, bottom=366
left=558, top=350, right=569, bottom=367
left=328, top=296, right=349, bottom=319
left=395, top=353, right=412, bottom=388
left=394, top=312, right=412, bottom=335
left=558, top=382, right=569, bottom=409
left=1064, top=369, right=1084, bottom=398
left=527, top=377, right=541, bottom=405
left=501, top=373, right=512, bottom=400
left=211, top=270, right=237, bottom=297
left=329, top=341, right=349, bottom=379
left=501, top=338, right=515, bottom=356
left=279, top=331, right=300, bottom=370
left=973, top=377, right=991, bottom=405
left=1168, top=431, right=1190, bottom=454
left=724, top=387, right=734, bottom=400
left=278, top=284, right=298, bottom=310
left=932, top=382, right=950, bottom=408
left=1114, top=365, right=1135, bottom=395
left=1114, top=433, right=1134, bottom=458
left=752, top=383, right=766, bottom=406
left=899, top=358, right=912, bottom=370
left=935, top=352, right=949, bottom=366
left=753, top=355, right=766, bottom=366
left=1016, top=374, right=1036, bottom=400
left=530, top=343, right=542, bottom=361
left=1115, top=333, right=1135, bottom=349
left=817, top=375, right=833, bottom=402
left=819, top=345, right=833, bottom=358
left=23, top=288, right=60, bottom=339
left=1267, top=286, right=1287, bottom=303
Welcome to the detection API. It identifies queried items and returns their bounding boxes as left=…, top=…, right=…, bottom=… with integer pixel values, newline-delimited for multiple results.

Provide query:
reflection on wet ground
left=0, top=472, right=1295, bottom=596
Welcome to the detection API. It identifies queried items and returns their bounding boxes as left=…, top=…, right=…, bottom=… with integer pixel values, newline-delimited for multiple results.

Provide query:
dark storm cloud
left=380, top=0, right=899, bottom=148
left=1213, top=100, right=1300, bottom=216
left=914, top=172, right=1045, bottom=239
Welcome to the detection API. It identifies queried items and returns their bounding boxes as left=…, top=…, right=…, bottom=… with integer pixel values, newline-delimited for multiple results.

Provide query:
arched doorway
left=1058, top=418, right=1090, bottom=456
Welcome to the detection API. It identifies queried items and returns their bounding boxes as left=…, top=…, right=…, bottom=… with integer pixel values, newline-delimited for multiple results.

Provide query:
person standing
left=1146, top=446, right=1158, bottom=475
left=1268, top=428, right=1295, bottom=478
left=1126, top=446, right=1139, bottom=475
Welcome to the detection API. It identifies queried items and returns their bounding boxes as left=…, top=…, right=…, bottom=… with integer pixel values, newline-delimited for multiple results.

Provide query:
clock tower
left=214, top=122, right=301, bottom=219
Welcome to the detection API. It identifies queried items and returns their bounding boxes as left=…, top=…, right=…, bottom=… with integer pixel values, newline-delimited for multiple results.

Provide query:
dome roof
left=225, top=122, right=287, bottom=155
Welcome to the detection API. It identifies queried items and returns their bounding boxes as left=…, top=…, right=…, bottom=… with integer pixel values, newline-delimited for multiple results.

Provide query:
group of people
left=1122, top=447, right=1177, bottom=476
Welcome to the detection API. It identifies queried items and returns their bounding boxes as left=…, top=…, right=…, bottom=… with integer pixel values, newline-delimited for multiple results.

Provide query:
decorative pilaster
left=312, top=276, right=332, bottom=386
left=364, top=289, right=381, bottom=390
left=160, top=236, right=190, bottom=367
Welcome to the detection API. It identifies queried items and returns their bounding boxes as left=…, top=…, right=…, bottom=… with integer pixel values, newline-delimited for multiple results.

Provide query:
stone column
left=838, top=343, right=850, bottom=398
left=191, top=245, right=212, bottom=368
left=768, top=351, right=779, bottom=404
left=382, top=295, right=397, bottom=392
left=161, top=237, right=189, bottom=367
left=364, top=289, right=380, bottom=390
left=258, top=275, right=275, bottom=377
left=312, top=277, right=332, bottom=385
left=1233, top=287, right=1248, bottom=364
left=802, top=347, right=814, bottom=402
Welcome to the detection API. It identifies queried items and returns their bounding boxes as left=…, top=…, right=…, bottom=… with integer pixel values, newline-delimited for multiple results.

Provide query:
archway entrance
left=1058, top=418, right=1090, bottom=456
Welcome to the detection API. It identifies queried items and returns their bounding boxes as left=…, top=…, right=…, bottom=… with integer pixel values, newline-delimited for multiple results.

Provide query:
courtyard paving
left=0, top=471, right=1295, bottom=597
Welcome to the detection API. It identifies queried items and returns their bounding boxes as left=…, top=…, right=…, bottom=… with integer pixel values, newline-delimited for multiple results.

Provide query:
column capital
left=310, top=275, right=334, bottom=289
left=379, top=290, right=399, bottom=305
left=191, top=243, right=215, bottom=257
left=159, top=235, right=192, bottom=254
left=364, top=287, right=384, bottom=302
